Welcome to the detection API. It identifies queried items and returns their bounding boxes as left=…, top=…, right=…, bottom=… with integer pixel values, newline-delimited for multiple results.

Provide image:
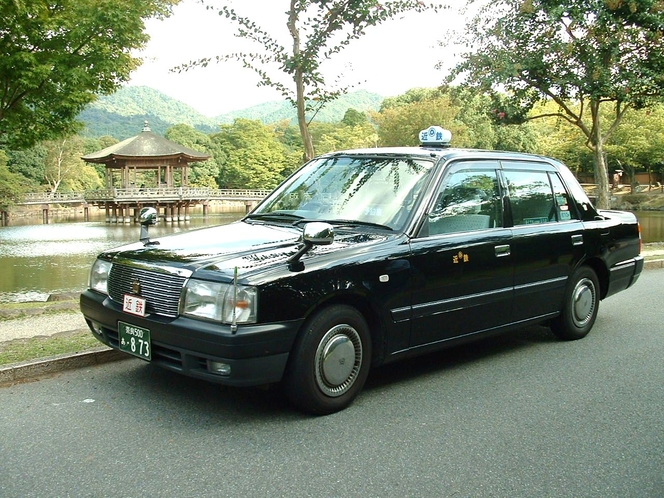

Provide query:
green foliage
left=42, top=135, right=102, bottom=192
left=0, top=330, right=100, bottom=367
left=380, top=87, right=447, bottom=111
left=0, top=0, right=178, bottom=149
left=526, top=101, right=593, bottom=173
left=212, top=119, right=298, bottom=189
left=165, top=124, right=221, bottom=187
left=605, top=104, right=664, bottom=182
left=5, top=146, right=47, bottom=187
left=0, top=151, right=28, bottom=211
left=373, top=93, right=468, bottom=147
left=341, top=109, right=369, bottom=127
left=311, top=121, right=378, bottom=155
left=448, top=0, right=664, bottom=207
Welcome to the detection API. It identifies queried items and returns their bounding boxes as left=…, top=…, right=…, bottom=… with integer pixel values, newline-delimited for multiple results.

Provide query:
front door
left=408, top=162, right=514, bottom=350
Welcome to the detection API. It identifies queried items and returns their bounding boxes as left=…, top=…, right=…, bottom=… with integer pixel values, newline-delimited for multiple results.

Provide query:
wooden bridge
left=18, top=188, right=271, bottom=223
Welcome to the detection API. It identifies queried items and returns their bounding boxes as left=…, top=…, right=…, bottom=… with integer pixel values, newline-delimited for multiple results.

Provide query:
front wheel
left=284, top=305, right=372, bottom=415
left=551, top=266, right=600, bottom=340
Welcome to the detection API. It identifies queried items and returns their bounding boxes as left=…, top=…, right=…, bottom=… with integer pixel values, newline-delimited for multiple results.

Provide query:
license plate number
left=118, top=322, right=151, bottom=361
left=123, top=294, right=147, bottom=317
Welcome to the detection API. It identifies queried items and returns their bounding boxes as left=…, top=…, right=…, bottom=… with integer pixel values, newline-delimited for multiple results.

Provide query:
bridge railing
left=22, top=192, right=86, bottom=204
left=22, top=188, right=271, bottom=204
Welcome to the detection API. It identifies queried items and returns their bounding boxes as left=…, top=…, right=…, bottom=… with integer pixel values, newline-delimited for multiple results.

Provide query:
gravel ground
left=0, top=312, right=88, bottom=343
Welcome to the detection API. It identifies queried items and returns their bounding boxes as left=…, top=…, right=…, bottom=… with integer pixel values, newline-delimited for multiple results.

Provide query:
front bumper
left=80, top=290, right=303, bottom=387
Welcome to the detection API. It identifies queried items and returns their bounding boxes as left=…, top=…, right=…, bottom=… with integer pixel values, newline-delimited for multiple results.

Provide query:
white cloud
left=129, top=0, right=465, bottom=116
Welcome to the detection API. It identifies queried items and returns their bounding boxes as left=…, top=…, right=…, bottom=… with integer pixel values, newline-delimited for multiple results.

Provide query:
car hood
left=102, top=220, right=390, bottom=280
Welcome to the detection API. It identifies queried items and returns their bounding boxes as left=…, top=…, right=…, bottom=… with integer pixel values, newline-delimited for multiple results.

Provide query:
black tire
left=284, top=304, right=372, bottom=415
left=551, top=266, right=600, bottom=340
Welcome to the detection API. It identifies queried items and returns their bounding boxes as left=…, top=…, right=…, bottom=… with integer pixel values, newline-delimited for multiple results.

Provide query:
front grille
left=108, top=263, right=188, bottom=317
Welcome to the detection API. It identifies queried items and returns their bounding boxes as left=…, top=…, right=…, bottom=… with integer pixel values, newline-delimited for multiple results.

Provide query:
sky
left=127, top=0, right=468, bottom=117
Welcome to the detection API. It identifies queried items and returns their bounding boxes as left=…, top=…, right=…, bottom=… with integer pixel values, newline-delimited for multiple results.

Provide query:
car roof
left=321, top=146, right=560, bottom=166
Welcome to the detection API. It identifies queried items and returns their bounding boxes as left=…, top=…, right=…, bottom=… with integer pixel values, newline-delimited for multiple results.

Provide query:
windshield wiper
left=325, top=219, right=394, bottom=231
left=291, top=217, right=394, bottom=231
left=245, top=212, right=304, bottom=223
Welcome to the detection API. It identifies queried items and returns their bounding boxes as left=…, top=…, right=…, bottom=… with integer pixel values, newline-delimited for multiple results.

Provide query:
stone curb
left=0, top=259, right=662, bottom=385
left=644, top=258, right=664, bottom=270
left=0, top=347, right=128, bottom=386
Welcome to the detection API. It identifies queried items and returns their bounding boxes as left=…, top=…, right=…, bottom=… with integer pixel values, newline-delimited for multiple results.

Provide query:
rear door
left=408, top=161, right=514, bottom=350
left=501, top=162, right=585, bottom=322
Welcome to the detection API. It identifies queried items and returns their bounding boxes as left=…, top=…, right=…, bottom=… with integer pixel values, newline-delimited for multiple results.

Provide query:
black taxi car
left=80, top=126, right=643, bottom=414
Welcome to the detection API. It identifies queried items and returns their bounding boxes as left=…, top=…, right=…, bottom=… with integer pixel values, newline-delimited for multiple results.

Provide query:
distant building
left=82, top=122, right=210, bottom=188
left=81, top=122, right=211, bottom=222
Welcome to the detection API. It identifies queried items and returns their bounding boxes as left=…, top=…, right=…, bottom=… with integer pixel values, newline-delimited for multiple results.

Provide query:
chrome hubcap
left=572, top=277, right=596, bottom=327
left=315, top=324, right=362, bottom=397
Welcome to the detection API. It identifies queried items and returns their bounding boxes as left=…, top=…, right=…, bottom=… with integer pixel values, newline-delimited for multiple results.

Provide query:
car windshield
left=250, top=155, right=434, bottom=231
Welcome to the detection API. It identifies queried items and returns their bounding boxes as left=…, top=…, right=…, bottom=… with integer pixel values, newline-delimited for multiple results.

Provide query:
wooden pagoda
left=82, top=122, right=210, bottom=189
left=82, top=122, right=212, bottom=222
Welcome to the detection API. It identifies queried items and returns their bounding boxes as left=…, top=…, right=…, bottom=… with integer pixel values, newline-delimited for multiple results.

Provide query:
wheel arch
left=302, top=291, right=387, bottom=367
left=579, top=257, right=609, bottom=300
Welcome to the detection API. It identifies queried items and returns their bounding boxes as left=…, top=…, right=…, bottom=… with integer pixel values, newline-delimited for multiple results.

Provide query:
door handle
left=495, top=244, right=511, bottom=257
left=571, top=234, right=584, bottom=246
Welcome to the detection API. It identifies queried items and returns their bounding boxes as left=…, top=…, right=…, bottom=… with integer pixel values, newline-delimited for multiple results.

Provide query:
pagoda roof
left=82, top=123, right=210, bottom=164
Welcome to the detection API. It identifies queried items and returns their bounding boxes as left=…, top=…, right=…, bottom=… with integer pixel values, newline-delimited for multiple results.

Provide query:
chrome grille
left=108, top=263, right=188, bottom=317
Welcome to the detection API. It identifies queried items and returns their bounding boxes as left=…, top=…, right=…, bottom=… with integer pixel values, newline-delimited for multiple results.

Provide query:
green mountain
left=78, top=86, right=219, bottom=139
left=215, top=90, right=384, bottom=124
left=78, top=86, right=383, bottom=140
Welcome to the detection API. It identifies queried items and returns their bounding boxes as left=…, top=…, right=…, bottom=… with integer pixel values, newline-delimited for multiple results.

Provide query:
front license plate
left=118, top=322, right=152, bottom=361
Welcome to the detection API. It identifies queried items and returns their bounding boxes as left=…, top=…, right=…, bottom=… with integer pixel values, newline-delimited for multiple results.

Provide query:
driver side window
left=425, top=169, right=502, bottom=236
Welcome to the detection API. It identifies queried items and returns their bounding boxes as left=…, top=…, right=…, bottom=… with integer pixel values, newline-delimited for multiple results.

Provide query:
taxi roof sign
left=419, top=126, right=452, bottom=148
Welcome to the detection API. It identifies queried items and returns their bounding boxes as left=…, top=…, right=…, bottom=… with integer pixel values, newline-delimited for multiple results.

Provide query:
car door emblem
left=453, top=251, right=470, bottom=264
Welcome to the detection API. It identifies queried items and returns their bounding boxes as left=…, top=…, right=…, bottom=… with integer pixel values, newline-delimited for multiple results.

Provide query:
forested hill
left=78, top=86, right=383, bottom=140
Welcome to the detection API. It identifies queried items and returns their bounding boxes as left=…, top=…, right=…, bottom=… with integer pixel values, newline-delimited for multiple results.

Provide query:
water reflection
left=0, top=213, right=243, bottom=303
left=636, top=211, right=664, bottom=244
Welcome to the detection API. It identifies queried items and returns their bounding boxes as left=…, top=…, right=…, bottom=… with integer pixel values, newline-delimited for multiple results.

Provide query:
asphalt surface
left=0, top=269, right=662, bottom=497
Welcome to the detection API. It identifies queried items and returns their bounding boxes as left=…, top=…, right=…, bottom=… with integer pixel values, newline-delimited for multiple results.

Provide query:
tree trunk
left=593, top=145, right=610, bottom=209
left=590, top=102, right=610, bottom=209
left=288, top=1, right=314, bottom=163
left=295, top=69, right=315, bottom=162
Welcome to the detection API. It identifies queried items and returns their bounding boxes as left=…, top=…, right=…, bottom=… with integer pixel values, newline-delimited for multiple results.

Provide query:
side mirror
left=139, top=207, right=159, bottom=245
left=302, top=222, right=334, bottom=246
left=139, top=207, right=158, bottom=226
left=288, top=222, right=334, bottom=271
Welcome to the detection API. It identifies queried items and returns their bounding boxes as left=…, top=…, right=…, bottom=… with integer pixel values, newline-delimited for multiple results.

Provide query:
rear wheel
left=551, top=266, right=600, bottom=340
left=284, top=305, right=371, bottom=415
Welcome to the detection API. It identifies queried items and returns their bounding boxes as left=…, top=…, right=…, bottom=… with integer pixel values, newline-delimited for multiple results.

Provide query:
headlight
left=89, top=259, right=112, bottom=295
left=183, top=280, right=257, bottom=324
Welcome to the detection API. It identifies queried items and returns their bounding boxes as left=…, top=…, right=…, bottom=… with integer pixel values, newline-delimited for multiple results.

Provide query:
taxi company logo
left=131, top=279, right=142, bottom=296
left=453, top=251, right=470, bottom=264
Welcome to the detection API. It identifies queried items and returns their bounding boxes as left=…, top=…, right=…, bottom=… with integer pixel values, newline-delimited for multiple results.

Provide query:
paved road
left=1, top=270, right=663, bottom=498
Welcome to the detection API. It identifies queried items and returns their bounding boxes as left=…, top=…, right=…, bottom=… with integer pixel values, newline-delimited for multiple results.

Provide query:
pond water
left=0, top=212, right=243, bottom=303
left=0, top=210, right=662, bottom=303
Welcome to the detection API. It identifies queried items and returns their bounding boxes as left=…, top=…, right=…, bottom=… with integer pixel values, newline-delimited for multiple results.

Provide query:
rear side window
left=505, top=170, right=579, bottom=225
left=549, top=173, right=578, bottom=221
